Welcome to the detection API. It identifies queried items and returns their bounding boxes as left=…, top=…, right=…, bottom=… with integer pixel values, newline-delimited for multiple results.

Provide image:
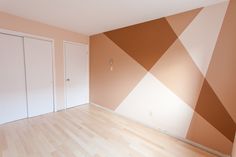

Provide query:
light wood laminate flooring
left=0, top=104, right=217, bottom=157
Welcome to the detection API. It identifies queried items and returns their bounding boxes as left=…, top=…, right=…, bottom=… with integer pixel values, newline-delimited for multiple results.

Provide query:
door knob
left=66, top=79, right=70, bottom=82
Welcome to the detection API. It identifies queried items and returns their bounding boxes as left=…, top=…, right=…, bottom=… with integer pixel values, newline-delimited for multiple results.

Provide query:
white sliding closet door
left=24, top=37, right=54, bottom=117
left=0, top=33, right=27, bottom=124
left=65, top=42, right=89, bottom=108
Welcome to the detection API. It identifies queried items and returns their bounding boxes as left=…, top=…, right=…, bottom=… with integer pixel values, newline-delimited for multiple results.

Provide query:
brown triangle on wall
left=104, top=18, right=177, bottom=71
left=90, top=34, right=147, bottom=110
left=166, top=8, right=202, bottom=36
left=195, top=79, right=236, bottom=142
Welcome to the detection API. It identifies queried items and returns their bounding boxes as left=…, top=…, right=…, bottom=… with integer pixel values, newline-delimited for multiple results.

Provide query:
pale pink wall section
left=0, top=11, right=89, bottom=110
left=233, top=135, right=236, bottom=157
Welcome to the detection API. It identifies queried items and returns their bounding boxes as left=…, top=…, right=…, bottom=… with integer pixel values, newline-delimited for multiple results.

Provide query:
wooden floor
left=0, top=104, right=217, bottom=157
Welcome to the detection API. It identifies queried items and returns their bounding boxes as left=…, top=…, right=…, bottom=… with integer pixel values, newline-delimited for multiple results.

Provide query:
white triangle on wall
left=115, top=72, right=194, bottom=138
left=179, top=1, right=229, bottom=76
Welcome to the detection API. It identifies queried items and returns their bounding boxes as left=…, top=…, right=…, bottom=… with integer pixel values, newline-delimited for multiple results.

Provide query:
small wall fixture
left=109, top=58, right=114, bottom=71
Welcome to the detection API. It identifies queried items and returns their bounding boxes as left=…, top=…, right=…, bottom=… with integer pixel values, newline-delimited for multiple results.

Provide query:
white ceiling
left=0, top=0, right=227, bottom=35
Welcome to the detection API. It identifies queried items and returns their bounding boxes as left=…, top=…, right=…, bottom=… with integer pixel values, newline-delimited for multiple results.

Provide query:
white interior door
left=0, top=33, right=27, bottom=124
left=64, top=42, right=89, bottom=108
left=24, top=37, right=54, bottom=117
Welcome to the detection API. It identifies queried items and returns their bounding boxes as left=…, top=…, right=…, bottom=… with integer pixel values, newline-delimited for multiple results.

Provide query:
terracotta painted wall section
left=90, top=0, right=236, bottom=155
left=0, top=11, right=89, bottom=110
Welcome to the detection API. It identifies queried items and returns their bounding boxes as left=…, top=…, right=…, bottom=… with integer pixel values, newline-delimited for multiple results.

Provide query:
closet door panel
left=24, top=37, right=54, bottom=117
left=0, top=33, right=27, bottom=124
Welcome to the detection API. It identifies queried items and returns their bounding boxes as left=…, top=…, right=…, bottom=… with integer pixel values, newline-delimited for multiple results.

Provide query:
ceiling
left=0, top=0, right=227, bottom=35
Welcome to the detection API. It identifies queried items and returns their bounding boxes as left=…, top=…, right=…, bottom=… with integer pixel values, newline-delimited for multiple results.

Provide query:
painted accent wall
left=0, top=11, right=89, bottom=110
left=90, top=0, right=236, bottom=155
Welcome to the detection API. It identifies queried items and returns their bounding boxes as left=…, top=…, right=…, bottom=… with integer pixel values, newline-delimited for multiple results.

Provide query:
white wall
left=116, top=73, right=194, bottom=138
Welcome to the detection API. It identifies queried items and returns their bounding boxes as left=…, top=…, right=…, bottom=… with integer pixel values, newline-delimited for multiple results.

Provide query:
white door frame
left=0, top=28, right=57, bottom=113
left=63, top=40, right=89, bottom=109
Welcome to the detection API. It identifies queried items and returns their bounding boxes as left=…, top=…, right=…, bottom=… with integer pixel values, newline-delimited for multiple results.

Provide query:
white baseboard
left=90, top=102, right=231, bottom=157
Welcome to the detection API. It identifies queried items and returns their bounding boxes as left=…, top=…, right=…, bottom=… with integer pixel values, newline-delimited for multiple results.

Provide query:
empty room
left=0, top=0, right=235, bottom=156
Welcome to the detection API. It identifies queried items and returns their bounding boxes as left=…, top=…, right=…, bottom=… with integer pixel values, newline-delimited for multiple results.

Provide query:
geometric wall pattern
left=90, top=0, right=236, bottom=155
